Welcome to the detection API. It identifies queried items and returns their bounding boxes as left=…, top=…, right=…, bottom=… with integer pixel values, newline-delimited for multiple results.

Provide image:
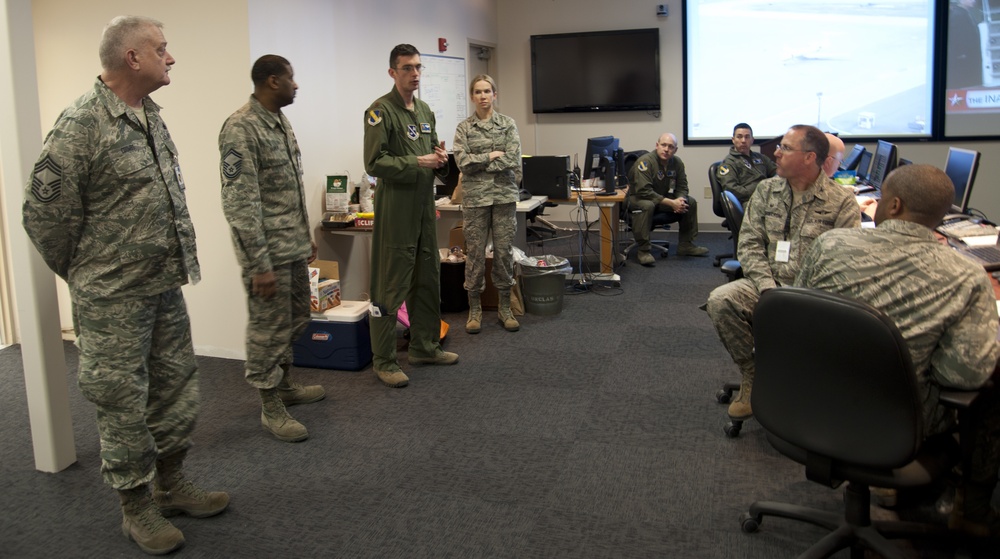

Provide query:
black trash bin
left=519, top=255, right=571, bottom=315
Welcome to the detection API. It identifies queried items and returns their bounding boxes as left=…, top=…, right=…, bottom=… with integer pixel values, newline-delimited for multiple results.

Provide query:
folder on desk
left=522, top=155, right=571, bottom=200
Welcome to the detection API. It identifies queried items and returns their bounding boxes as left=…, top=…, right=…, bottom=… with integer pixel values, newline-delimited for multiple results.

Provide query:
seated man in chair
left=706, top=125, right=860, bottom=421
left=716, top=123, right=776, bottom=207
left=796, top=163, right=1000, bottom=537
left=627, top=133, right=708, bottom=266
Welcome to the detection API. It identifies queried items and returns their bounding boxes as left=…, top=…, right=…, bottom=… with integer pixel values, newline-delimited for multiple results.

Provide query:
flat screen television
left=943, top=147, right=980, bottom=214
left=530, top=28, right=660, bottom=114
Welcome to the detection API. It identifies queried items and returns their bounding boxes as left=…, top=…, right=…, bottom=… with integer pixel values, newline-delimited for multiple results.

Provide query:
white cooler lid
left=312, top=300, right=369, bottom=323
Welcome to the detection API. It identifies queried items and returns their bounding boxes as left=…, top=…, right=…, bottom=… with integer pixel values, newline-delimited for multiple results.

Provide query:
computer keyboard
left=958, top=244, right=1000, bottom=271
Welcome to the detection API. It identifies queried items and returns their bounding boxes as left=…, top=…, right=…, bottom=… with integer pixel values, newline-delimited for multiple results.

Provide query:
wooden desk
left=549, top=188, right=627, bottom=283
left=435, top=195, right=548, bottom=251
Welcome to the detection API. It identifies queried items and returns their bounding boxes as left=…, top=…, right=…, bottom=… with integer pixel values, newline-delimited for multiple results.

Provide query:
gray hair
left=99, top=16, right=163, bottom=72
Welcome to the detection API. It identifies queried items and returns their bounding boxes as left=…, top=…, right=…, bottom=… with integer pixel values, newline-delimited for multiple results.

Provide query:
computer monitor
left=435, top=153, right=460, bottom=198
left=856, top=151, right=872, bottom=182
left=840, top=144, right=865, bottom=171
left=868, top=140, right=898, bottom=190
left=943, top=147, right=981, bottom=215
left=582, top=136, right=620, bottom=180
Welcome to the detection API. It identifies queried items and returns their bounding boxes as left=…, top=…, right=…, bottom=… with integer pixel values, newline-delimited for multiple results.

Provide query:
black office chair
left=619, top=150, right=671, bottom=260
left=525, top=202, right=559, bottom=244
left=718, top=191, right=743, bottom=283
left=708, top=161, right=732, bottom=267
left=741, top=286, right=974, bottom=558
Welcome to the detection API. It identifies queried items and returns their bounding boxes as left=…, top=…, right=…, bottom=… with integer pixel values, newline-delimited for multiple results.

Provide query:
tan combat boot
left=119, top=484, right=185, bottom=555
left=727, top=373, right=753, bottom=420
left=153, top=449, right=230, bottom=518
left=497, top=289, right=520, bottom=332
left=277, top=367, right=326, bottom=406
left=259, top=387, right=308, bottom=442
left=466, top=291, right=482, bottom=334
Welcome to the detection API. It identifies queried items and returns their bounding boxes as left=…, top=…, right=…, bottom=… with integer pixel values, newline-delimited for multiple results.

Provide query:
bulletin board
left=417, top=54, right=467, bottom=150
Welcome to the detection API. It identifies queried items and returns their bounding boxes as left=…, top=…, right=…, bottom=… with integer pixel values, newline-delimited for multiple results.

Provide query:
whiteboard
left=417, top=54, right=467, bottom=151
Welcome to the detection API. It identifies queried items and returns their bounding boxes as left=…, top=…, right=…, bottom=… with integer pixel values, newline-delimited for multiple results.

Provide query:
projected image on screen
left=683, top=1, right=936, bottom=141
left=944, top=0, right=1000, bottom=138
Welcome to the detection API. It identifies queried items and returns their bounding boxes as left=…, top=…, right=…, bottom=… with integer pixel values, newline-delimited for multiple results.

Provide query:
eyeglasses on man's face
left=395, top=64, right=423, bottom=74
left=775, top=143, right=808, bottom=154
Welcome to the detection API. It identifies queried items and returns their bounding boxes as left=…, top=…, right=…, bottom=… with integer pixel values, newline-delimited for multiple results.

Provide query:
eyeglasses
left=775, top=143, right=807, bottom=154
left=395, top=64, right=423, bottom=74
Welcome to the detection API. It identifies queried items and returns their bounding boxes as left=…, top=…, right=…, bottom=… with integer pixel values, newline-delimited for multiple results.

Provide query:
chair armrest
left=938, top=388, right=980, bottom=410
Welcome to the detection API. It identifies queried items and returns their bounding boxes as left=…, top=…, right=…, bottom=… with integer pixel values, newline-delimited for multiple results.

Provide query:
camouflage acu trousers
left=75, top=287, right=199, bottom=490
left=242, top=260, right=310, bottom=388
left=705, top=278, right=759, bottom=378
left=462, top=203, right=516, bottom=293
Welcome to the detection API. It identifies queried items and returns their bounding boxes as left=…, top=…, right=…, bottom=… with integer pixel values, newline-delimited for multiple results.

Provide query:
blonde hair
left=469, top=74, right=498, bottom=97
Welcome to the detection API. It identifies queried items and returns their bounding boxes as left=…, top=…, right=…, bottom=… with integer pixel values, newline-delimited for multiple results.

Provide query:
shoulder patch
left=222, top=148, right=242, bottom=180
left=637, top=160, right=649, bottom=172
left=31, top=156, right=62, bottom=204
left=718, top=164, right=730, bottom=176
left=367, top=109, right=383, bottom=126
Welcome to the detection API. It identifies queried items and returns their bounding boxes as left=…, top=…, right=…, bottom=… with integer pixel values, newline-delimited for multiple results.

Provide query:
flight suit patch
left=31, top=156, right=62, bottom=203
left=637, top=160, right=649, bottom=172
left=367, top=110, right=382, bottom=126
left=222, top=148, right=242, bottom=180
left=407, top=125, right=419, bottom=140
left=420, top=123, right=431, bottom=133
left=657, top=170, right=664, bottom=180
left=718, top=164, right=730, bottom=176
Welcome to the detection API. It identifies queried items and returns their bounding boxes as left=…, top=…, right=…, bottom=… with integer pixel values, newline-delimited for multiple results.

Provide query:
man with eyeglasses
left=716, top=123, right=776, bottom=206
left=706, top=125, right=860, bottom=421
left=626, top=133, right=709, bottom=266
left=363, top=44, right=456, bottom=389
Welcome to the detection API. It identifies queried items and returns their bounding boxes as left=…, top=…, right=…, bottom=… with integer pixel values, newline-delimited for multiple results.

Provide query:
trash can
left=519, top=255, right=571, bottom=315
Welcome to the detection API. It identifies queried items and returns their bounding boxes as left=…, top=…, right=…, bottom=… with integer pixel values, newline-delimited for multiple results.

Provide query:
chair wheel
left=724, top=420, right=743, bottom=438
left=715, top=389, right=733, bottom=404
left=740, top=512, right=760, bottom=533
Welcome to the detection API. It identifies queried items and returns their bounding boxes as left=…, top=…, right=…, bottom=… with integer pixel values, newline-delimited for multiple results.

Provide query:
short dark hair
left=790, top=124, right=829, bottom=170
left=390, top=44, right=420, bottom=69
left=733, top=123, right=752, bottom=136
left=251, top=54, right=291, bottom=86
left=882, top=164, right=954, bottom=226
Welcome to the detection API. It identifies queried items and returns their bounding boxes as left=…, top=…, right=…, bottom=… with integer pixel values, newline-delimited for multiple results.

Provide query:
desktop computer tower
left=522, top=155, right=571, bottom=200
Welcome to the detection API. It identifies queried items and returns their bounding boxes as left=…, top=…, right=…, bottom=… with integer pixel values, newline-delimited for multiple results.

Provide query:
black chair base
left=713, top=251, right=732, bottom=267
left=743, top=481, right=958, bottom=559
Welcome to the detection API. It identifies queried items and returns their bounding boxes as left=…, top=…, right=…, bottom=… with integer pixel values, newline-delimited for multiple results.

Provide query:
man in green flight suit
left=363, top=44, right=458, bottom=388
left=627, top=133, right=709, bottom=266
left=716, top=123, right=776, bottom=207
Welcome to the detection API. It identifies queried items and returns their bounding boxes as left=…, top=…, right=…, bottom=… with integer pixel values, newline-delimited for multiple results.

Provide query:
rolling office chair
left=741, top=287, right=978, bottom=559
left=619, top=150, right=671, bottom=260
left=708, top=161, right=733, bottom=267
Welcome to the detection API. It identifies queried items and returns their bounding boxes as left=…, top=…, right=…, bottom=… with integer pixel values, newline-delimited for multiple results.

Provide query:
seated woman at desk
left=453, top=74, right=523, bottom=334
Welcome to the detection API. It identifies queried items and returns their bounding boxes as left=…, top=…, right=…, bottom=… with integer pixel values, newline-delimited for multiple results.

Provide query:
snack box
left=292, top=300, right=373, bottom=371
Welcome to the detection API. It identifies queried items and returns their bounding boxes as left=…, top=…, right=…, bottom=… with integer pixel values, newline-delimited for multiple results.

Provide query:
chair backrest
left=719, top=191, right=744, bottom=255
left=752, top=287, right=925, bottom=470
left=708, top=161, right=725, bottom=218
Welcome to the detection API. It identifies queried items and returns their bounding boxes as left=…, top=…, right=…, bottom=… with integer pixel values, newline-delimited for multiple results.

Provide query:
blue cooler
left=292, top=300, right=372, bottom=371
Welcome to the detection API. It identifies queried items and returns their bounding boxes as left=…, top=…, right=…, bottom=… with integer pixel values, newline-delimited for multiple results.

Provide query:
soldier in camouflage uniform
left=22, top=16, right=227, bottom=555
left=363, top=44, right=458, bottom=388
left=796, top=164, right=1000, bottom=537
left=219, top=55, right=324, bottom=443
left=716, top=123, right=776, bottom=207
left=706, top=125, right=860, bottom=421
left=452, top=74, right=522, bottom=334
left=627, top=133, right=710, bottom=266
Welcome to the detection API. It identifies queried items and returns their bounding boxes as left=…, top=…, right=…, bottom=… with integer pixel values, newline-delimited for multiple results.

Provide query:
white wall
left=497, top=0, right=1000, bottom=226
left=26, top=0, right=497, bottom=358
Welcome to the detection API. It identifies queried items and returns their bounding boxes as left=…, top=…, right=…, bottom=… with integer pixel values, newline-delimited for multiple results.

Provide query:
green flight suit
left=363, top=87, right=449, bottom=371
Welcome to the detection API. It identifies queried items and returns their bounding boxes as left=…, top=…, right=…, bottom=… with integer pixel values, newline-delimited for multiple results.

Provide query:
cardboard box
left=309, top=260, right=342, bottom=312
left=293, top=300, right=372, bottom=371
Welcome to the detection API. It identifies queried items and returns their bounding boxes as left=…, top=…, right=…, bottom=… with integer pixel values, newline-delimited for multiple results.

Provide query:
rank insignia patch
left=31, top=156, right=62, bottom=204
left=222, top=148, right=242, bottom=180
left=420, top=123, right=431, bottom=133
left=367, top=110, right=382, bottom=126
left=407, top=124, right=419, bottom=140
left=718, top=164, right=731, bottom=176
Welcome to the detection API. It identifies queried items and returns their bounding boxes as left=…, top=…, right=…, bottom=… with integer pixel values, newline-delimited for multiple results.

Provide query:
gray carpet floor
left=1, top=231, right=994, bottom=558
